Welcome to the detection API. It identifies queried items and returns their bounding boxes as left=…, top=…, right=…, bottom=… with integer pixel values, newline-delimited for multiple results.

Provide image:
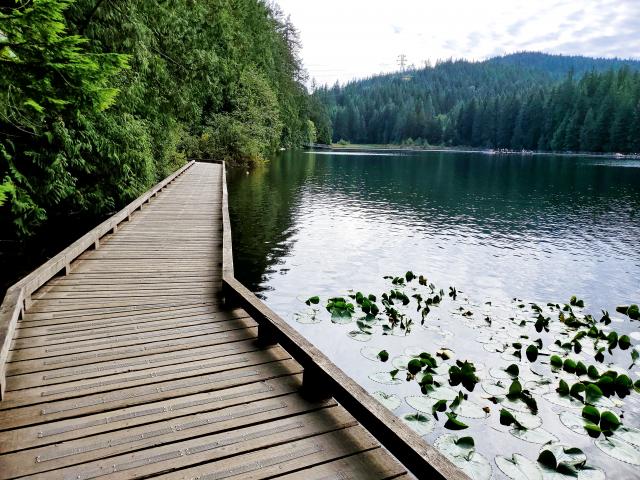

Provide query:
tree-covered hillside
left=487, top=51, right=640, bottom=79
left=316, top=52, right=640, bottom=154
left=0, top=0, right=317, bottom=235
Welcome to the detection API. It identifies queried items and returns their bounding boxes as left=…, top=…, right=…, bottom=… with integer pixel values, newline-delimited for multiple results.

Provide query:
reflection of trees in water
left=228, top=152, right=321, bottom=293
left=228, top=151, right=640, bottom=292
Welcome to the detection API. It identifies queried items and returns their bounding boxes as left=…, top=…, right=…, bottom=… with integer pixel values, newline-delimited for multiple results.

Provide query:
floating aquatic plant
left=298, top=272, right=639, bottom=479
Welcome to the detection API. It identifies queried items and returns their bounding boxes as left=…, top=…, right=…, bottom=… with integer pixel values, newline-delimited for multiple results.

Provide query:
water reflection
left=228, top=150, right=640, bottom=310
left=228, top=150, right=640, bottom=478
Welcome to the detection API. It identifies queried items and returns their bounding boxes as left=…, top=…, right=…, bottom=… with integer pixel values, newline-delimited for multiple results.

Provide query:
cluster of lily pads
left=298, top=271, right=640, bottom=479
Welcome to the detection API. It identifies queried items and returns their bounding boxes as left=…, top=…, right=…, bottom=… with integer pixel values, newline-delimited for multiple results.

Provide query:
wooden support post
left=111, top=224, right=118, bottom=234
left=64, top=264, right=71, bottom=276
left=302, top=364, right=332, bottom=400
left=127, top=214, right=132, bottom=222
left=24, top=294, right=32, bottom=311
left=257, top=321, right=278, bottom=347
left=93, top=238, right=100, bottom=250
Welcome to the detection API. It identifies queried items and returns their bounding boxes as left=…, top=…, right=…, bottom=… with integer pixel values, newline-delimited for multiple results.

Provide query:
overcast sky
left=275, top=0, right=640, bottom=86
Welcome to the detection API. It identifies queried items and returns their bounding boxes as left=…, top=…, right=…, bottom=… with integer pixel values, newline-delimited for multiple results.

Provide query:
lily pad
left=500, top=410, right=543, bottom=429
left=392, top=354, right=414, bottom=370
left=436, top=347, right=455, bottom=360
left=484, top=342, right=507, bottom=353
left=405, top=395, right=438, bottom=414
left=368, top=372, right=402, bottom=385
left=476, top=333, right=510, bottom=344
left=490, top=365, right=520, bottom=380
left=495, top=453, right=543, bottom=480
left=347, top=330, right=371, bottom=342
left=538, top=443, right=586, bottom=469
left=510, top=427, right=558, bottom=445
left=542, top=392, right=583, bottom=409
left=503, top=395, right=537, bottom=413
left=612, top=425, right=640, bottom=448
left=402, top=412, right=434, bottom=436
left=524, top=378, right=553, bottom=394
left=530, top=362, right=550, bottom=377
left=371, top=391, right=401, bottom=411
left=482, top=379, right=508, bottom=396
left=558, top=411, right=591, bottom=436
left=294, top=310, right=321, bottom=324
left=360, top=346, right=385, bottom=362
left=539, top=467, right=605, bottom=480
left=452, top=399, right=490, bottom=419
left=423, top=385, right=458, bottom=401
left=435, top=434, right=492, bottom=480
left=331, top=314, right=353, bottom=324
left=594, top=435, right=640, bottom=466
left=404, top=346, right=426, bottom=356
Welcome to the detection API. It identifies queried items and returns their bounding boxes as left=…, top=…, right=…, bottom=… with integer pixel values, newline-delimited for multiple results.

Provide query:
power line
left=397, top=54, right=407, bottom=71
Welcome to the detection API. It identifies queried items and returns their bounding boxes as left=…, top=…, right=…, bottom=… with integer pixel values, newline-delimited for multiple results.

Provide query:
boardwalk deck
left=0, top=162, right=466, bottom=480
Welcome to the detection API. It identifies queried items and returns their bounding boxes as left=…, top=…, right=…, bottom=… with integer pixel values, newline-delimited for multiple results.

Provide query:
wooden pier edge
left=0, top=160, right=196, bottom=399
left=218, top=163, right=469, bottom=480
left=0, top=159, right=470, bottom=480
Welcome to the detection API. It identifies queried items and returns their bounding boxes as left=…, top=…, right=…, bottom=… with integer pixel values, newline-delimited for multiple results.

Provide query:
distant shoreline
left=303, top=143, right=640, bottom=160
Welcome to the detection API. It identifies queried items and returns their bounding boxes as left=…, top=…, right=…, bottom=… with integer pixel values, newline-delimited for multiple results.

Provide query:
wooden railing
left=0, top=160, right=196, bottom=399
left=219, top=163, right=468, bottom=480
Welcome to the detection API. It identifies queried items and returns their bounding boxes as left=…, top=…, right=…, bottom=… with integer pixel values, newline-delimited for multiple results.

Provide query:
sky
left=275, top=0, right=640, bottom=86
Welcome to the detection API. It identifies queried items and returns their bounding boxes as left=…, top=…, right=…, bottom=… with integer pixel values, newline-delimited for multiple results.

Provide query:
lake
left=228, top=150, right=640, bottom=479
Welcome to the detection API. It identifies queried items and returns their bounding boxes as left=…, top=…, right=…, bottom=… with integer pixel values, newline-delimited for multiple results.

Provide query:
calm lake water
left=228, top=150, right=640, bottom=479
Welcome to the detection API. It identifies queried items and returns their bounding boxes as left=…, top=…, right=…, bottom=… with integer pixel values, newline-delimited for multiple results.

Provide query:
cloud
left=275, top=0, right=640, bottom=85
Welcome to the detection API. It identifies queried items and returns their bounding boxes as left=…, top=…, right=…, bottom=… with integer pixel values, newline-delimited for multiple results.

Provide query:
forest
left=316, top=52, right=640, bottom=154
left=0, top=0, right=323, bottom=236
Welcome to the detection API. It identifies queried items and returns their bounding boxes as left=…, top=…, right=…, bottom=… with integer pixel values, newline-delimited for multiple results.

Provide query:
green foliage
left=1, top=0, right=313, bottom=235
left=325, top=297, right=355, bottom=318
left=0, top=0, right=129, bottom=234
left=305, top=296, right=320, bottom=306
left=315, top=52, right=640, bottom=154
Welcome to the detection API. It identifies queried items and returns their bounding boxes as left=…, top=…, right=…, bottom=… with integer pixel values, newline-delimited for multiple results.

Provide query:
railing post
left=302, top=364, right=332, bottom=400
left=257, top=322, right=278, bottom=347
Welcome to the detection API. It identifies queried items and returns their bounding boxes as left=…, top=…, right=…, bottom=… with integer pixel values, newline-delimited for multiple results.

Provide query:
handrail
left=219, top=163, right=469, bottom=480
left=0, top=160, right=195, bottom=399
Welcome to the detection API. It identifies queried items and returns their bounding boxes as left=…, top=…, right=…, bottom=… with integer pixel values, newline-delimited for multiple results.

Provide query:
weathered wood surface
left=0, top=161, right=459, bottom=479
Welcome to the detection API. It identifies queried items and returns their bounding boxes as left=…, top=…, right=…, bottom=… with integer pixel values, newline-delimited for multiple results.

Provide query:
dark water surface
left=228, top=150, right=640, bottom=479
left=229, top=150, right=639, bottom=309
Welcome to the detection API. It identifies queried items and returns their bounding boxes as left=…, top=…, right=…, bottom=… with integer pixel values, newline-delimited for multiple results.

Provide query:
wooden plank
left=276, top=448, right=410, bottom=480
left=0, top=359, right=302, bottom=430
left=0, top=160, right=464, bottom=480
left=15, top=307, right=244, bottom=338
left=0, top=375, right=303, bottom=454
left=0, top=395, right=340, bottom=479
left=0, top=287, right=23, bottom=398
left=151, top=424, right=378, bottom=480
left=18, top=302, right=220, bottom=326
left=7, top=328, right=257, bottom=377
left=222, top=279, right=467, bottom=480
left=1, top=347, right=290, bottom=407
left=23, top=301, right=217, bottom=320
left=8, top=316, right=257, bottom=362
left=7, top=337, right=261, bottom=390
left=26, top=297, right=217, bottom=314
left=12, top=313, right=247, bottom=350
left=30, top=287, right=216, bottom=301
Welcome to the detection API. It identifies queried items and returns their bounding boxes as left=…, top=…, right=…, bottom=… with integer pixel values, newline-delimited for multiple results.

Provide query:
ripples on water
left=228, top=150, right=640, bottom=478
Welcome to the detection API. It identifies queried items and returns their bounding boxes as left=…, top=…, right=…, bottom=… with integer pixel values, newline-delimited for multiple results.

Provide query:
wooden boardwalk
left=0, top=162, right=465, bottom=480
